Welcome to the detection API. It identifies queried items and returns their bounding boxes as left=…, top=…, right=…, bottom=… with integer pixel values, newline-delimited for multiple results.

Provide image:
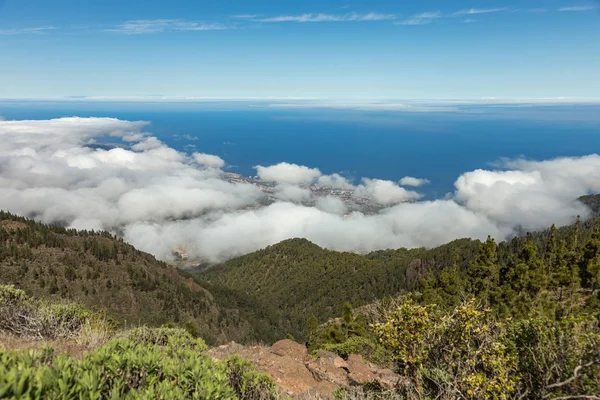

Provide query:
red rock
left=306, top=351, right=349, bottom=387
left=270, top=339, right=309, bottom=362
left=347, top=354, right=377, bottom=384
left=260, top=352, right=316, bottom=396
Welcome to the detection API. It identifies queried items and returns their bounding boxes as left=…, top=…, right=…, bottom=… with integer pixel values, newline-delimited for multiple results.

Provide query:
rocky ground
left=0, top=332, right=401, bottom=399
left=209, top=339, right=402, bottom=399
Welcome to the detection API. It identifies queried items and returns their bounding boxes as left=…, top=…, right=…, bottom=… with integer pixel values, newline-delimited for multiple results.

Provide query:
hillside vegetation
left=199, top=238, right=483, bottom=339
left=1, top=196, right=600, bottom=398
left=305, top=220, right=600, bottom=398
left=199, top=196, right=600, bottom=341
left=0, top=211, right=265, bottom=344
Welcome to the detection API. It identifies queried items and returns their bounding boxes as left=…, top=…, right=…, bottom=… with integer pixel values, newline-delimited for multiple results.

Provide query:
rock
left=210, top=339, right=402, bottom=398
left=334, top=357, right=349, bottom=370
left=320, top=351, right=349, bottom=370
left=306, top=351, right=349, bottom=387
left=261, top=352, right=317, bottom=396
left=270, top=339, right=309, bottom=362
left=347, top=354, right=377, bottom=384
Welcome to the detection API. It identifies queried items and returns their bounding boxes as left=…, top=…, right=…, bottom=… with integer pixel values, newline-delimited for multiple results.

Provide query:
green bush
left=118, top=326, right=207, bottom=351
left=321, top=336, right=393, bottom=368
left=224, top=355, right=279, bottom=400
left=0, top=327, right=279, bottom=399
left=373, top=300, right=600, bottom=399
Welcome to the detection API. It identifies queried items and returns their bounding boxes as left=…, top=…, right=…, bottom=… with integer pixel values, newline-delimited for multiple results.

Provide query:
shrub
left=321, top=336, right=393, bottom=368
left=224, top=355, right=279, bottom=400
left=373, top=299, right=600, bottom=399
left=183, top=319, right=201, bottom=338
left=0, top=284, right=115, bottom=344
left=0, top=327, right=278, bottom=399
left=118, top=326, right=207, bottom=351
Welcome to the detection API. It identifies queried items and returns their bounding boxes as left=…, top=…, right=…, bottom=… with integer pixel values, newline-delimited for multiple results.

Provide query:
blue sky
left=0, top=0, right=599, bottom=99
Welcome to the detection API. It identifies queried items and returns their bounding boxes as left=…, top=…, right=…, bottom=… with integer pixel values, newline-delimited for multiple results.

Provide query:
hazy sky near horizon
left=1, top=0, right=599, bottom=99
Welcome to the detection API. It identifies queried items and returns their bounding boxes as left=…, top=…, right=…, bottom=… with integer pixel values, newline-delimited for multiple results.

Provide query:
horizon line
left=1, top=96, right=600, bottom=106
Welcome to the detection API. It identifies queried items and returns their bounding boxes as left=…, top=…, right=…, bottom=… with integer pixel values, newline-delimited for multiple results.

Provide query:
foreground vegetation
left=0, top=285, right=278, bottom=399
left=309, top=222, right=600, bottom=399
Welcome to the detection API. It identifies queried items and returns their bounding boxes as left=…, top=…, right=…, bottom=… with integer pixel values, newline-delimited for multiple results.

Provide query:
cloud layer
left=253, top=13, right=397, bottom=23
left=107, top=20, right=226, bottom=34
left=0, top=117, right=597, bottom=262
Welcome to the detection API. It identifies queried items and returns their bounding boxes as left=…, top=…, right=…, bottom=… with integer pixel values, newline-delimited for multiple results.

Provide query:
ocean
left=1, top=100, right=599, bottom=199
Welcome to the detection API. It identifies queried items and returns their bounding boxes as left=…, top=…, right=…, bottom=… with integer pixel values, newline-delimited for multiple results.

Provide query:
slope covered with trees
left=199, top=238, right=483, bottom=339
left=0, top=211, right=265, bottom=344
left=307, top=224, right=600, bottom=398
left=200, top=195, right=600, bottom=342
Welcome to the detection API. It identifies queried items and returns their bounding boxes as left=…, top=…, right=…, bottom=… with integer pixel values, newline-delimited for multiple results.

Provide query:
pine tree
left=582, top=226, right=600, bottom=291
left=467, top=236, right=498, bottom=301
left=306, top=315, right=318, bottom=348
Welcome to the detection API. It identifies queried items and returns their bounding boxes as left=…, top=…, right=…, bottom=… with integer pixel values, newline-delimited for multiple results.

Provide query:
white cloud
left=557, top=6, right=596, bottom=11
left=0, top=117, right=263, bottom=232
left=0, top=26, right=56, bottom=35
left=399, top=176, right=430, bottom=187
left=415, top=11, right=443, bottom=19
left=1, top=117, right=599, bottom=263
left=254, top=162, right=322, bottom=185
left=315, top=196, right=348, bottom=215
left=107, top=20, right=226, bottom=34
left=395, top=11, right=442, bottom=25
left=396, top=18, right=434, bottom=25
left=355, top=178, right=423, bottom=205
left=123, top=200, right=504, bottom=262
left=254, top=12, right=397, bottom=23
left=193, top=153, right=226, bottom=168
left=232, top=14, right=259, bottom=19
left=454, top=8, right=506, bottom=15
left=273, top=184, right=313, bottom=203
left=453, top=155, right=600, bottom=231
left=317, top=173, right=354, bottom=189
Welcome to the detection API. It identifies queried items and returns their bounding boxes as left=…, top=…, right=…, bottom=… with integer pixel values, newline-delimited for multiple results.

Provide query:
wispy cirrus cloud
left=453, top=8, right=507, bottom=15
left=414, top=11, right=443, bottom=19
left=558, top=5, right=597, bottom=11
left=252, top=12, right=397, bottom=23
left=107, top=19, right=226, bottom=34
left=395, top=11, right=441, bottom=26
left=0, top=26, right=56, bottom=35
left=395, top=18, right=433, bottom=25
left=232, top=14, right=258, bottom=19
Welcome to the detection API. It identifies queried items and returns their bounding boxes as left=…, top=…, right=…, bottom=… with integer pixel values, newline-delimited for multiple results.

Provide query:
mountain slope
left=199, top=237, right=482, bottom=339
left=200, top=195, right=600, bottom=340
left=0, top=211, right=260, bottom=345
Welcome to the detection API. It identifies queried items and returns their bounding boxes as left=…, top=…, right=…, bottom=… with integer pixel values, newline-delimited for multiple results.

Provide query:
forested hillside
left=199, top=195, right=600, bottom=341
left=2, top=194, right=599, bottom=346
left=305, top=222, right=600, bottom=398
left=199, top=237, right=483, bottom=339
left=0, top=211, right=263, bottom=344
